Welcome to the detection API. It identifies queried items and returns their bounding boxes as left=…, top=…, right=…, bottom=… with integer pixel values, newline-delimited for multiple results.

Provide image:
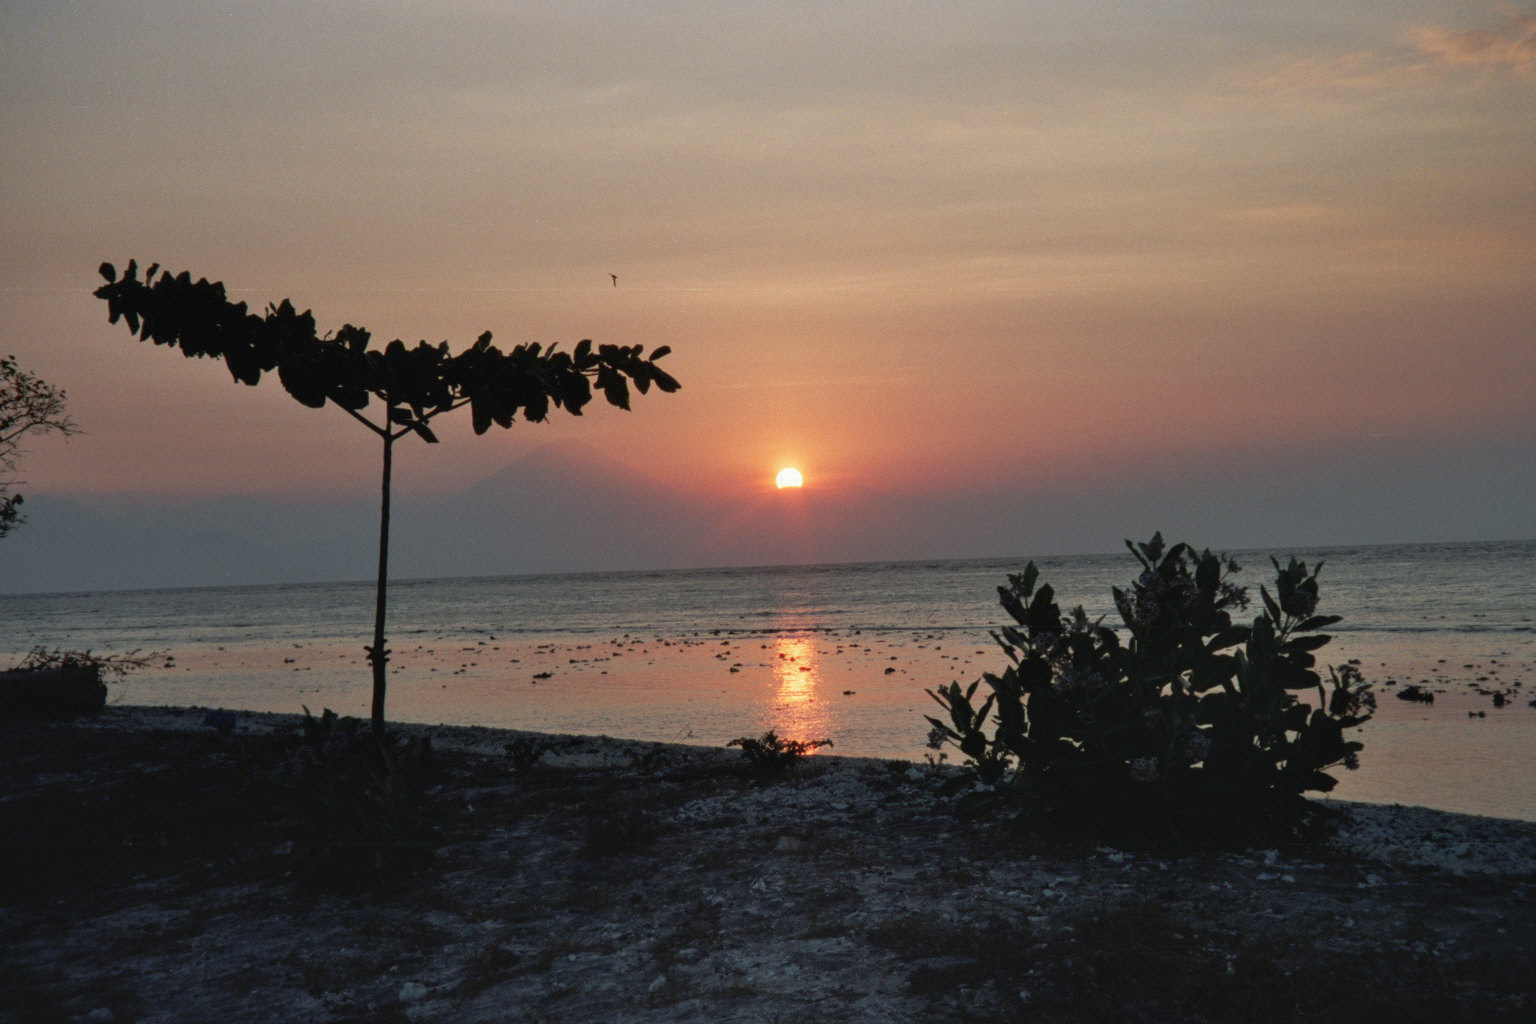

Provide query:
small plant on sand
left=279, top=707, right=441, bottom=890
left=727, top=730, right=833, bottom=776
left=504, top=735, right=549, bottom=774
left=926, top=534, right=1375, bottom=845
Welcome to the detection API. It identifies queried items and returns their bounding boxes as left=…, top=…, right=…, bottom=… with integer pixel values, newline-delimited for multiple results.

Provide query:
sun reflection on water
left=771, top=633, right=832, bottom=743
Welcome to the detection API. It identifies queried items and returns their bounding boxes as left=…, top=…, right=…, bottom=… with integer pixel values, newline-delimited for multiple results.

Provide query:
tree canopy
left=94, top=260, right=678, bottom=444
left=94, top=260, right=680, bottom=732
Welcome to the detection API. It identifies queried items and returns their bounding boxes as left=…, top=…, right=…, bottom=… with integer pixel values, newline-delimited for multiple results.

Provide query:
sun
left=775, top=467, right=804, bottom=489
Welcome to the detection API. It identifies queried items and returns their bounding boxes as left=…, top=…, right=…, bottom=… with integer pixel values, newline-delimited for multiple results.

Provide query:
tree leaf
left=1282, top=634, right=1331, bottom=653
left=470, top=393, right=492, bottom=435
left=1260, top=585, right=1281, bottom=622
left=277, top=360, right=326, bottom=408
left=602, top=375, right=630, bottom=409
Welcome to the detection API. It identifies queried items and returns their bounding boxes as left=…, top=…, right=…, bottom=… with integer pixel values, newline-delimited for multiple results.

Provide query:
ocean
left=3, top=539, right=1532, bottom=820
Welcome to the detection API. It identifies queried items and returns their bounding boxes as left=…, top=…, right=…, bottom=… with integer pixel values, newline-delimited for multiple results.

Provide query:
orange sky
left=2, top=2, right=1533, bottom=561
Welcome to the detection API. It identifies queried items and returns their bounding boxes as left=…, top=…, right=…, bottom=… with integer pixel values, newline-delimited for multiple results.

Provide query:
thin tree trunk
left=368, top=425, right=394, bottom=736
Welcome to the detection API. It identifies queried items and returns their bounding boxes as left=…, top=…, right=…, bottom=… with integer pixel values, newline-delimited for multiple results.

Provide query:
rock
left=398, top=981, right=430, bottom=1003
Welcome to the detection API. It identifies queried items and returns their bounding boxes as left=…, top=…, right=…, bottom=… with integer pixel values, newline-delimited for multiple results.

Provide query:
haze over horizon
left=3, top=437, right=1531, bottom=595
left=2, top=2, right=1532, bottom=592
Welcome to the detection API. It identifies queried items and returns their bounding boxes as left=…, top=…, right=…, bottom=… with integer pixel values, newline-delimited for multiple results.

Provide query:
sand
left=3, top=706, right=1534, bottom=1023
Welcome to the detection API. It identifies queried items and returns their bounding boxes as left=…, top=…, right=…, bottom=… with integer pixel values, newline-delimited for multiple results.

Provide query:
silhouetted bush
left=727, top=730, right=833, bottom=777
left=0, top=648, right=156, bottom=719
left=927, top=534, right=1375, bottom=846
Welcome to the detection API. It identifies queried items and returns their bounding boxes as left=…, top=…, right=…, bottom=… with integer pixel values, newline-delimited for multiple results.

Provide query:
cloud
left=1249, top=10, right=1536, bottom=97
left=1413, top=12, right=1536, bottom=79
left=1251, top=51, right=1402, bottom=94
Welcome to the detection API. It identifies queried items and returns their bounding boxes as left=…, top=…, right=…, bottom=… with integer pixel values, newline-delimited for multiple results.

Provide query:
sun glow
left=775, top=467, right=804, bottom=489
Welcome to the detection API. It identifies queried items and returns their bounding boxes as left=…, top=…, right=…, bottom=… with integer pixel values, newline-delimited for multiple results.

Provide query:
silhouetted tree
left=95, top=260, right=679, bottom=733
left=1, top=355, right=79, bottom=539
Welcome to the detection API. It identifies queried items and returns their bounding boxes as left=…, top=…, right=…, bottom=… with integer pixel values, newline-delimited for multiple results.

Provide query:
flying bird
left=610, top=273, right=618, bottom=287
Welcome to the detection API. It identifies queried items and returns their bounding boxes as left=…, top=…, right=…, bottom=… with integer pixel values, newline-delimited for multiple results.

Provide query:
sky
left=2, top=2, right=1533, bottom=586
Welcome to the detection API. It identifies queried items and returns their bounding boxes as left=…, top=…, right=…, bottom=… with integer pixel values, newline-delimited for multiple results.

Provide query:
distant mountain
left=10, top=438, right=1379, bottom=594
left=389, top=440, right=713, bottom=578
left=0, top=442, right=775, bottom=593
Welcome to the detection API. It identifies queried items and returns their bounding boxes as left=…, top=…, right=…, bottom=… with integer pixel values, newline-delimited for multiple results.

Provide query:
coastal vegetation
left=0, top=648, right=159, bottom=719
left=0, top=353, right=77, bottom=539
left=93, top=261, right=679, bottom=736
left=726, top=729, right=834, bottom=777
left=927, top=534, right=1376, bottom=846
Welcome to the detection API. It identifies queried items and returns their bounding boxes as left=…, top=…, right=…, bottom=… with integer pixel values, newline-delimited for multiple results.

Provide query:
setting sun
left=775, top=467, right=803, bottom=489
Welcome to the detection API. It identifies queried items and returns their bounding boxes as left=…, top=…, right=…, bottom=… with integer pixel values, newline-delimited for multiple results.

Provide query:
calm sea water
left=3, top=540, right=1533, bottom=820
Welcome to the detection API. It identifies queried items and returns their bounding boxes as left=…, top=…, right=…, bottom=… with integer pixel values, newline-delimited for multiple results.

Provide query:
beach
left=79, top=622, right=1536, bottom=823
left=4, top=706, right=1534, bottom=1023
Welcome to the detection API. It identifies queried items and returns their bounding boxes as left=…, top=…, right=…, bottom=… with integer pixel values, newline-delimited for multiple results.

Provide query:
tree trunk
left=368, top=426, right=394, bottom=736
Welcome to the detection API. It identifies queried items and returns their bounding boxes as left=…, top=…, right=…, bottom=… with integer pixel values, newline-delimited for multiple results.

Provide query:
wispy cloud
left=1252, top=51, right=1404, bottom=94
left=1413, top=11, right=1536, bottom=79
left=1249, top=9, right=1536, bottom=96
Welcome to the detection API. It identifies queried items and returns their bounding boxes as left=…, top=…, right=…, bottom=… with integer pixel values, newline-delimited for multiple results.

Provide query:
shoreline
left=7, top=547, right=1534, bottom=824
left=79, top=703, right=1536, bottom=872
left=98, top=686, right=1536, bottom=820
left=17, top=604, right=1528, bottom=822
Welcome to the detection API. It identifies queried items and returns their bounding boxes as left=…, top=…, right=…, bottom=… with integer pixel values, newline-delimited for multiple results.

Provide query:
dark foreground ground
left=2, top=707, right=1534, bottom=1024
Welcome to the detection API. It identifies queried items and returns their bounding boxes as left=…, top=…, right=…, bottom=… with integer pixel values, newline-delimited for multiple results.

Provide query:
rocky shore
left=3, top=706, right=1534, bottom=1023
